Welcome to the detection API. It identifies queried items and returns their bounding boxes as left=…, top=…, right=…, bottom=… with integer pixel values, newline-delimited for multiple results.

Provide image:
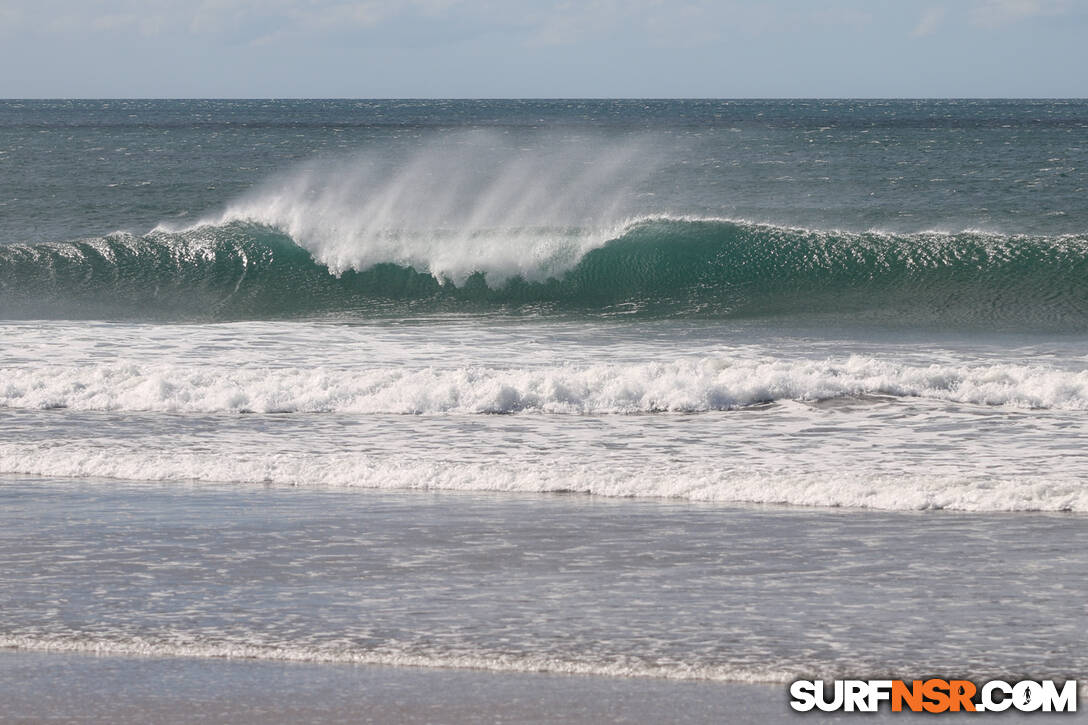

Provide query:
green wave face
left=2, top=218, right=1087, bottom=329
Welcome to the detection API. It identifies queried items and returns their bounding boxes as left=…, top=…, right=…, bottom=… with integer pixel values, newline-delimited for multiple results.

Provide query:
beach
left=2, top=477, right=1085, bottom=722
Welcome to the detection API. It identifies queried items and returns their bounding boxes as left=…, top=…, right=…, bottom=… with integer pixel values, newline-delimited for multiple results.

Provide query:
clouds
left=0, top=0, right=875, bottom=45
left=969, top=0, right=1069, bottom=28
left=0, top=0, right=1079, bottom=44
left=909, top=0, right=1079, bottom=39
left=911, top=7, right=946, bottom=37
left=0, top=0, right=1084, bottom=97
left=908, top=0, right=1075, bottom=38
left=1, top=0, right=444, bottom=39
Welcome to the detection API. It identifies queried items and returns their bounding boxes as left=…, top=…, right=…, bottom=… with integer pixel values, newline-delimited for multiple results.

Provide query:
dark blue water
left=2, top=99, right=1085, bottom=242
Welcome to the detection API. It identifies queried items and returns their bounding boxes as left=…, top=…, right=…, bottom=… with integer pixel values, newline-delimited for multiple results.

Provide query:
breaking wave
left=2, top=218, right=1087, bottom=328
left=3, top=356, right=1088, bottom=414
left=2, top=445, right=1085, bottom=512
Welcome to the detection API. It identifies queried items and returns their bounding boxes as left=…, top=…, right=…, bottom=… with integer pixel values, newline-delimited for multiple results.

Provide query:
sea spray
left=176, top=131, right=657, bottom=283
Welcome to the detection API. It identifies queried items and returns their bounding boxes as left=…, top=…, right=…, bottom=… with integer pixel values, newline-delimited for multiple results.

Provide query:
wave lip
left=2, top=357, right=1088, bottom=414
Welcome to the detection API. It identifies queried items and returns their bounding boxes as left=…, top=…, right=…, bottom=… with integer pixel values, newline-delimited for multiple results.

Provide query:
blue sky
left=0, top=0, right=1085, bottom=97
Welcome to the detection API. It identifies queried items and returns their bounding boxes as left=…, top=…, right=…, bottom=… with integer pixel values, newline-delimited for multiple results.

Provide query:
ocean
left=1, top=99, right=1086, bottom=722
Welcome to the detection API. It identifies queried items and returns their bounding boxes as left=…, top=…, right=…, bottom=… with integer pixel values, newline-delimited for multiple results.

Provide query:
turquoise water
left=4, top=220, right=1088, bottom=327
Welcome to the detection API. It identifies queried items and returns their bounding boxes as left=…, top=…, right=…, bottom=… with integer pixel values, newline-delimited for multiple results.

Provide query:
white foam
left=0, top=635, right=795, bottom=684
left=8, top=635, right=1083, bottom=693
left=3, top=356, right=1087, bottom=414
left=2, top=444, right=1085, bottom=512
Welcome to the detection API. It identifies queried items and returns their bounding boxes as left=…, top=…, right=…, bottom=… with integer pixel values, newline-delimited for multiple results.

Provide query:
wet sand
left=0, top=650, right=1004, bottom=724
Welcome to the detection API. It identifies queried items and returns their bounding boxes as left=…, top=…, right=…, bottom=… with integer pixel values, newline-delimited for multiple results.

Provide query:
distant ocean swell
left=2, top=218, right=1087, bottom=326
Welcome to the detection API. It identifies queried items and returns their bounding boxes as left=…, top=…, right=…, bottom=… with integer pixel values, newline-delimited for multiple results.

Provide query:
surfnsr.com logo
left=789, top=679, right=1077, bottom=713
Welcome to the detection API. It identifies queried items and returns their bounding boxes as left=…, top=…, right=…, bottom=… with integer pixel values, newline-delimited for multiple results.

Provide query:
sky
left=0, top=0, right=1085, bottom=97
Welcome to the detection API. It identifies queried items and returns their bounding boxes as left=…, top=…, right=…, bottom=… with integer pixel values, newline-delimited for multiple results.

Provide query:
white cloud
left=969, top=0, right=1070, bottom=29
left=16, top=0, right=1069, bottom=51
left=1, top=0, right=437, bottom=39
left=911, top=6, right=946, bottom=37
left=808, top=7, right=872, bottom=31
left=303, top=2, right=389, bottom=30
left=520, top=0, right=621, bottom=48
left=0, top=5, right=23, bottom=31
left=514, top=1, right=875, bottom=50
left=90, top=11, right=168, bottom=36
left=189, top=0, right=260, bottom=35
left=411, top=0, right=462, bottom=15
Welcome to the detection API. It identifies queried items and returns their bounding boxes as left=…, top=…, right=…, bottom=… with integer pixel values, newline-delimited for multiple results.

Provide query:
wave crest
left=2, top=216, right=1088, bottom=327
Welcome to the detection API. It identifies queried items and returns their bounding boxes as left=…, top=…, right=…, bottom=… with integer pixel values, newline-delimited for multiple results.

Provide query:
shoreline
left=3, top=477, right=1085, bottom=722
left=0, top=635, right=793, bottom=685
left=1, top=650, right=995, bottom=724
left=1, top=649, right=785, bottom=724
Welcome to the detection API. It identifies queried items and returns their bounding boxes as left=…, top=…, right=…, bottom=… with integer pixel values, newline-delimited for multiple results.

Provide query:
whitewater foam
left=0, top=635, right=794, bottom=683
left=3, top=356, right=1087, bottom=414
left=2, top=444, right=1085, bottom=512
